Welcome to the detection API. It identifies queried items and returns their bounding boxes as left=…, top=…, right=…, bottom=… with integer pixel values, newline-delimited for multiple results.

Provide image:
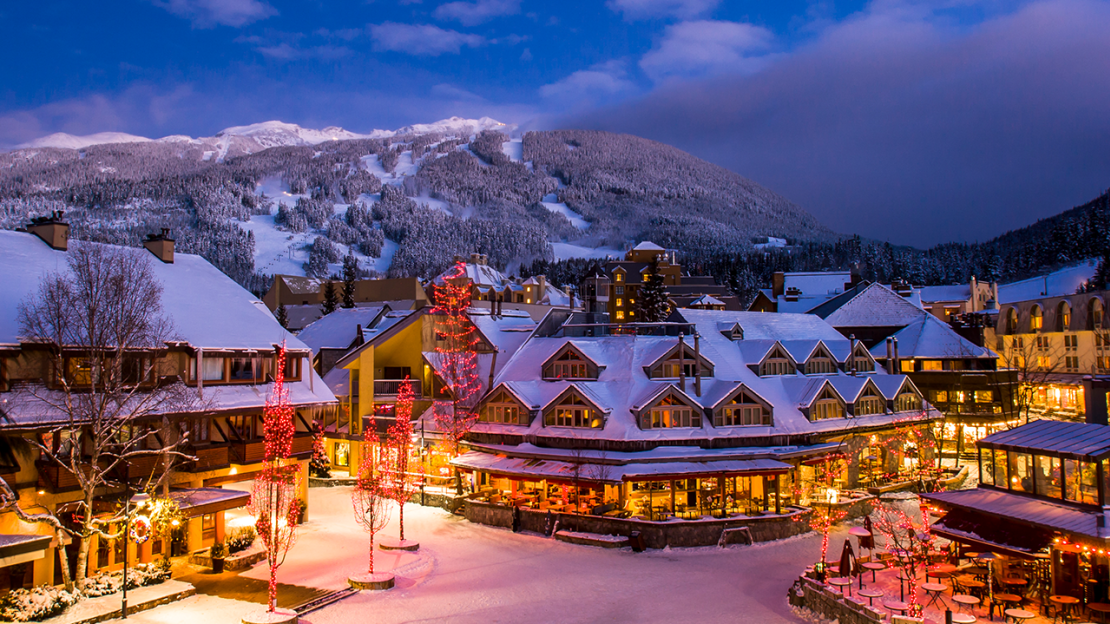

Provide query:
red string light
left=249, top=342, right=300, bottom=613
left=380, top=377, right=421, bottom=541
left=431, top=261, right=481, bottom=456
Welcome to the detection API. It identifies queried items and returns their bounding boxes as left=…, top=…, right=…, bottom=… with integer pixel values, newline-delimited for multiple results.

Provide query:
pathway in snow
left=541, top=193, right=590, bottom=230
left=551, top=242, right=623, bottom=261
left=502, top=138, right=523, bottom=162
left=118, top=485, right=849, bottom=624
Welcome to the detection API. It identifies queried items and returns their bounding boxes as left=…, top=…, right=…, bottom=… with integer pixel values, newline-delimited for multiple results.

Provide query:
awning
left=0, top=534, right=52, bottom=567
left=923, top=488, right=1109, bottom=541
left=931, top=508, right=1053, bottom=559
left=452, top=451, right=791, bottom=484
left=169, top=487, right=251, bottom=518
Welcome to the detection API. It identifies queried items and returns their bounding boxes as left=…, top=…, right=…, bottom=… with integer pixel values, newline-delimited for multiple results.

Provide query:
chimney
left=990, top=282, right=999, bottom=310
left=850, top=334, right=857, bottom=376
left=27, top=211, right=70, bottom=251
left=355, top=324, right=365, bottom=347
left=470, top=253, right=481, bottom=265
left=678, top=333, right=686, bottom=392
left=885, top=337, right=894, bottom=374
left=488, top=351, right=497, bottom=392
left=537, top=275, right=546, bottom=300
left=694, top=332, right=701, bottom=397
left=784, top=286, right=801, bottom=302
left=893, top=338, right=900, bottom=373
left=970, top=276, right=978, bottom=312
left=772, top=271, right=786, bottom=298
left=143, top=228, right=175, bottom=263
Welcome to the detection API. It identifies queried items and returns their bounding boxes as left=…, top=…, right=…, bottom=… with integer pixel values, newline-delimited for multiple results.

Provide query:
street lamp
left=122, top=492, right=150, bottom=619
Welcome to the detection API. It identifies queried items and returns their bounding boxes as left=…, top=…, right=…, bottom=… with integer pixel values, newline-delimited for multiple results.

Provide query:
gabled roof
left=0, top=230, right=304, bottom=351
left=630, top=383, right=703, bottom=412
left=918, top=284, right=972, bottom=303
left=821, top=283, right=926, bottom=328
left=870, top=313, right=995, bottom=360
left=827, top=375, right=882, bottom=403
left=296, top=306, right=387, bottom=352
left=540, top=383, right=610, bottom=415
left=543, top=342, right=603, bottom=373
left=336, top=309, right=424, bottom=369
left=633, top=241, right=665, bottom=251
left=781, top=377, right=841, bottom=409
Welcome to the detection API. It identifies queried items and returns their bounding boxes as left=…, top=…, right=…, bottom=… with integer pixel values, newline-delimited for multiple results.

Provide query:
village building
left=449, top=307, right=941, bottom=531
left=988, top=288, right=1110, bottom=422
left=748, top=271, right=859, bottom=314
left=0, top=224, right=336, bottom=593
left=429, top=254, right=573, bottom=321
left=581, top=242, right=740, bottom=322
left=808, top=281, right=1012, bottom=459
left=923, top=419, right=1110, bottom=600
left=918, top=276, right=998, bottom=321
left=262, top=274, right=428, bottom=331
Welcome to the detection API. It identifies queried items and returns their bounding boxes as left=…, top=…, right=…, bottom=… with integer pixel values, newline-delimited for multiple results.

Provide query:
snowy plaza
left=110, top=485, right=823, bottom=624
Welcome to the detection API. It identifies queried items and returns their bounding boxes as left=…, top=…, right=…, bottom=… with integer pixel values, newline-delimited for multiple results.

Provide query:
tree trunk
left=55, top=528, right=73, bottom=592
left=74, top=532, right=91, bottom=589
left=399, top=503, right=405, bottom=542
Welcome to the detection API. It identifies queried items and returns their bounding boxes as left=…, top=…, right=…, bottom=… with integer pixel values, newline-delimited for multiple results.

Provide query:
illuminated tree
left=381, top=378, right=420, bottom=541
left=352, top=467, right=391, bottom=575
left=871, top=502, right=932, bottom=615
left=431, top=261, right=481, bottom=491
left=309, top=421, right=331, bottom=478
left=249, top=344, right=301, bottom=614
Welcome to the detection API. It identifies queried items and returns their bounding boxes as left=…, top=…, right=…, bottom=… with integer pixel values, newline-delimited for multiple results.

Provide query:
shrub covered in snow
left=0, top=585, right=81, bottom=622
left=227, top=526, right=257, bottom=555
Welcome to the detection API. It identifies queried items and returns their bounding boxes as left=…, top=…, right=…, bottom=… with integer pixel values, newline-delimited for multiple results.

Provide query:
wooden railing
left=374, top=379, right=422, bottom=397
left=189, top=445, right=230, bottom=471
left=36, top=461, right=83, bottom=492
left=230, top=434, right=313, bottom=464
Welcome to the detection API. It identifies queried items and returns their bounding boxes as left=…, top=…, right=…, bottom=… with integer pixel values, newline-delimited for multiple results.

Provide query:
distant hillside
left=0, top=120, right=835, bottom=292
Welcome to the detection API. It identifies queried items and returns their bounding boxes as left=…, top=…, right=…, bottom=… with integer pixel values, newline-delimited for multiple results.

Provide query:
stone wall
left=788, top=576, right=887, bottom=624
left=464, top=500, right=815, bottom=549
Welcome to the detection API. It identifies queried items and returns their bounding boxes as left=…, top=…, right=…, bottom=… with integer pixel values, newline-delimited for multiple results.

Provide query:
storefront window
left=993, top=449, right=1008, bottom=489
left=1034, top=455, right=1062, bottom=499
left=980, top=449, right=994, bottom=485
left=1064, top=459, right=1099, bottom=505
left=335, top=442, right=350, bottom=467
left=1009, top=453, right=1031, bottom=492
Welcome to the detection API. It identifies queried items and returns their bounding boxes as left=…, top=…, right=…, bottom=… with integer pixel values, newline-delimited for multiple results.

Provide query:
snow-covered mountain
left=19, top=132, right=153, bottom=150
left=16, top=117, right=515, bottom=152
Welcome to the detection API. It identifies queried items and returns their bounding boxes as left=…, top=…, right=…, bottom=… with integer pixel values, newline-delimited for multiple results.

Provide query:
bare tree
left=997, top=332, right=1064, bottom=425
left=15, top=243, right=202, bottom=588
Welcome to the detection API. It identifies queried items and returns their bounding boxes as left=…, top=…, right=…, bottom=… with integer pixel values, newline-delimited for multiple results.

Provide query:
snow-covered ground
left=999, top=258, right=1099, bottom=303
left=551, top=242, right=623, bottom=261
left=755, top=236, right=788, bottom=249
left=541, top=194, right=590, bottom=230
left=502, top=138, right=523, bottom=162
left=118, top=485, right=857, bottom=624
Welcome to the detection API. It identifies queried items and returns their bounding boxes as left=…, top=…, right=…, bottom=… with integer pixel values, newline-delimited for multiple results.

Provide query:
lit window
left=1031, top=306, right=1043, bottom=330
left=895, top=392, right=922, bottom=412
left=615, top=272, right=623, bottom=283
left=715, top=392, right=770, bottom=427
left=481, top=391, right=521, bottom=425
left=921, top=360, right=942, bottom=371
left=642, top=395, right=700, bottom=429
left=760, top=348, right=795, bottom=376
left=615, top=310, right=624, bottom=320
left=974, top=390, right=993, bottom=403
left=812, top=389, right=844, bottom=420
left=900, top=360, right=915, bottom=373
left=855, top=391, right=885, bottom=416
left=805, top=356, right=836, bottom=375
left=545, top=395, right=601, bottom=428
left=616, top=298, right=623, bottom=307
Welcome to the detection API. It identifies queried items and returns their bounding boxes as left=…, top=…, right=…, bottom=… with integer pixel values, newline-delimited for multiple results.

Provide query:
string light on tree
left=380, top=377, right=421, bottom=548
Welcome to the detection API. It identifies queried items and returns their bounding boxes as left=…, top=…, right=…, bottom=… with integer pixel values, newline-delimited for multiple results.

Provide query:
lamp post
left=122, top=492, right=150, bottom=619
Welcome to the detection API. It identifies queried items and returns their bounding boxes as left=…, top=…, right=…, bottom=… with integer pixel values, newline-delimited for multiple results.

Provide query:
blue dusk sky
left=2, top=0, right=1109, bottom=247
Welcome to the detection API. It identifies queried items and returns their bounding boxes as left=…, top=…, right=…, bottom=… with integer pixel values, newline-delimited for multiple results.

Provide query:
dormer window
left=852, top=346, right=875, bottom=373
left=648, top=344, right=713, bottom=379
left=642, top=394, right=701, bottom=429
left=614, top=271, right=624, bottom=283
left=811, top=387, right=844, bottom=420
left=760, top=346, right=795, bottom=376
left=895, top=391, right=923, bottom=412
left=854, top=386, right=885, bottom=416
left=1031, top=305, right=1043, bottom=331
left=714, top=390, right=771, bottom=427
left=545, top=394, right=602, bottom=428
left=543, top=345, right=598, bottom=380
left=480, top=390, right=523, bottom=425
left=804, top=346, right=837, bottom=375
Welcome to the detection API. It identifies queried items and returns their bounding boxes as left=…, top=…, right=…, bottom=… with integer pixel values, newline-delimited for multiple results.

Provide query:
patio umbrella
left=863, top=516, right=875, bottom=549
left=839, top=539, right=858, bottom=577
left=851, top=524, right=875, bottom=551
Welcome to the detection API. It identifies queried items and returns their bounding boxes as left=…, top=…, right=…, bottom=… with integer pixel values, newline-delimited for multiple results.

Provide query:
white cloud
left=431, top=84, right=485, bottom=101
left=434, top=0, right=521, bottom=26
left=540, top=60, right=637, bottom=105
left=255, top=43, right=351, bottom=61
left=607, top=0, right=718, bottom=20
left=639, top=20, right=774, bottom=82
left=149, top=0, right=276, bottom=27
left=369, top=22, right=485, bottom=56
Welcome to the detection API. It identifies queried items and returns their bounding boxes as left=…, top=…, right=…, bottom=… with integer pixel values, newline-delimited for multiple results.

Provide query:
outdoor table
left=1050, top=595, right=1080, bottom=620
left=931, top=563, right=959, bottom=575
left=884, top=601, right=909, bottom=617
left=862, top=561, right=886, bottom=583
left=1089, top=603, right=1110, bottom=623
left=923, top=582, right=949, bottom=610
left=828, top=577, right=852, bottom=597
left=950, top=615, right=977, bottom=624
left=859, top=589, right=883, bottom=607
left=953, top=594, right=982, bottom=614
left=1004, top=608, right=1035, bottom=623
left=960, top=579, right=987, bottom=598
left=965, top=566, right=990, bottom=579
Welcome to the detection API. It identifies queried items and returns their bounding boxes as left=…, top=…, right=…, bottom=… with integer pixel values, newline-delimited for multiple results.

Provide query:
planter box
left=189, top=543, right=267, bottom=571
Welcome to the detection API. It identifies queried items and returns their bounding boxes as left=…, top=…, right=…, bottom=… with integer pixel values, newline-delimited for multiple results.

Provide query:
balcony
left=229, top=434, right=314, bottom=465
left=36, top=461, right=84, bottom=492
left=188, top=445, right=230, bottom=472
left=374, top=379, right=422, bottom=397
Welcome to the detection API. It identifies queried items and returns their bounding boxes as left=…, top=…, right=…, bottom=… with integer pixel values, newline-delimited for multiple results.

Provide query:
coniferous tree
left=322, top=281, right=338, bottom=315
left=638, top=258, right=669, bottom=322
left=342, top=253, right=359, bottom=308
left=275, top=304, right=289, bottom=329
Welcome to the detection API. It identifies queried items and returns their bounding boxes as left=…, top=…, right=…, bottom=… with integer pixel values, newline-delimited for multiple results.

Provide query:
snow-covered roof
left=998, top=260, right=1099, bottom=304
left=869, top=313, right=995, bottom=359
left=0, top=230, right=305, bottom=351
left=822, top=283, right=928, bottom=328
left=452, top=451, right=790, bottom=482
left=633, top=241, right=665, bottom=251
left=296, top=306, right=386, bottom=352
left=783, top=272, right=852, bottom=296
left=923, top=488, right=1105, bottom=540
left=433, top=262, right=511, bottom=289
left=468, top=308, right=937, bottom=444
left=688, top=295, right=725, bottom=306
